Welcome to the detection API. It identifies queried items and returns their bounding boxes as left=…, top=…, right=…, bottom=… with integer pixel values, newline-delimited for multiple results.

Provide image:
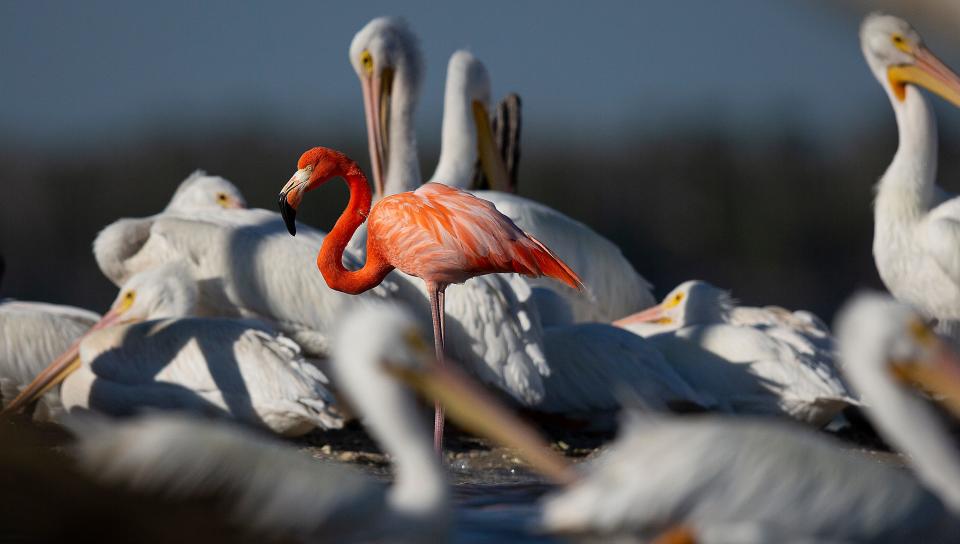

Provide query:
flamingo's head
left=278, top=147, right=358, bottom=235
left=860, top=13, right=960, bottom=108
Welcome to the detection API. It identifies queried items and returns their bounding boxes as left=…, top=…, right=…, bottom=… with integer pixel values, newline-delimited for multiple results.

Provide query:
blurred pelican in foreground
left=616, top=280, right=856, bottom=426
left=0, top=255, right=99, bottom=420
left=349, top=17, right=656, bottom=322
left=64, top=303, right=575, bottom=542
left=4, top=262, right=342, bottom=436
left=492, top=293, right=960, bottom=542
left=862, top=14, right=960, bottom=338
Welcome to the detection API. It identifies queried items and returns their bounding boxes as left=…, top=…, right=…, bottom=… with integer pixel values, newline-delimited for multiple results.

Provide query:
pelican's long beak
left=1, top=305, right=130, bottom=415
left=278, top=166, right=312, bottom=236
left=473, top=100, right=512, bottom=193
left=613, top=303, right=667, bottom=327
left=889, top=46, right=960, bottom=106
left=388, top=360, right=579, bottom=486
left=892, top=334, right=960, bottom=419
left=360, top=68, right=393, bottom=201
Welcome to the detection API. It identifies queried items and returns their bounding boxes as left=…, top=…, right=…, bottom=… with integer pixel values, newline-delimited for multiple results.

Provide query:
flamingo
left=278, top=145, right=583, bottom=451
left=349, top=17, right=656, bottom=322
left=614, top=280, right=856, bottom=426
left=862, top=13, right=960, bottom=338
left=3, top=262, right=342, bottom=436
left=483, top=293, right=960, bottom=541
left=51, top=303, right=574, bottom=542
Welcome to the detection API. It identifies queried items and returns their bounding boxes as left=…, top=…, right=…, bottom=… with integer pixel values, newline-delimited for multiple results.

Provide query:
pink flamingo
left=279, top=146, right=583, bottom=452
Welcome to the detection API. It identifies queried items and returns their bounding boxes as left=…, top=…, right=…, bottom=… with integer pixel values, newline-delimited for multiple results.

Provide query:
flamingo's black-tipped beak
left=278, top=192, right=297, bottom=236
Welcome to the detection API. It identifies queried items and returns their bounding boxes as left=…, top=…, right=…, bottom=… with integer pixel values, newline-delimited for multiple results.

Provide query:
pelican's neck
left=431, top=71, right=477, bottom=188
left=850, top=361, right=960, bottom=512
left=383, top=66, right=422, bottom=197
left=318, top=165, right=393, bottom=294
left=876, top=85, right=939, bottom=221
left=356, top=377, right=449, bottom=520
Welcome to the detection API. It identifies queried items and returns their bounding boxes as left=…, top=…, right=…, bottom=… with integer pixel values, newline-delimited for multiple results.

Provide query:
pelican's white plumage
left=862, top=14, right=960, bottom=337
left=69, top=304, right=464, bottom=542
left=350, top=18, right=655, bottom=322
left=616, top=280, right=855, bottom=425
left=539, top=293, right=960, bottom=541
left=55, top=263, right=342, bottom=435
left=0, top=299, right=99, bottom=419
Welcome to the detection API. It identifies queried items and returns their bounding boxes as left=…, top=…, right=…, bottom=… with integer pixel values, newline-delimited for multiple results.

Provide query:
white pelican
left=4, top=262, right=343, bottom=436
left=490, top=293, right=960, bottom=542
left=349, top=17, right=656, bottom=322
left=614, top=280, right=856, bottom=426
left=0, top=255, right=100, bottom=420
left=0, top=168, right=240, bottom=417
left=163, top=170, right=247, bottom=213
left=64, top=303, right=575, bottom=542
left=862, top=13, right=960, bottom=337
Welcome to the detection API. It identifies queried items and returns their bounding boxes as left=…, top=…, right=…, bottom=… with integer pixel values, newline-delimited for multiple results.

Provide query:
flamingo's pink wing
left=369, top=183, right=582, bottom=288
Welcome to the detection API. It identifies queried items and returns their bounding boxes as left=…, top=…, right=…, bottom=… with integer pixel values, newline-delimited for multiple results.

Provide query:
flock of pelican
left=4, top=11, right=960, bottom=543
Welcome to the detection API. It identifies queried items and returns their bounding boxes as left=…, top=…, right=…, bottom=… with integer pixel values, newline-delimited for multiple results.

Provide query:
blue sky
left=2, top=1, right=958, bottom=153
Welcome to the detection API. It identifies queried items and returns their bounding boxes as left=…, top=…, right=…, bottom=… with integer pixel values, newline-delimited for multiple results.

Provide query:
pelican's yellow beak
left=2, top=294, right=137, bottom=416
left=888, top=46, right=960, bottom=107
left=360, top=64, right=394, bottom=202
left=891, top=322, right=960, bottom=419
left=386, top=357, right=578, bottom=486
left=473, top=100, right=512, bottom=193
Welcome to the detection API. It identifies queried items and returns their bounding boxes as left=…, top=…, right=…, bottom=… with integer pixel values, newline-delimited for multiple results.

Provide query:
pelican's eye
left=403, top=328, right=430, bottom=356
left=664, top=292, right=685, bottom=309
left=891, top=33, right=911, bottom=53
left=118, top=290, right=136, bottom=312
left=360, top=50, right=374, bottom=75
left=908, top=318, right=934, bottom=346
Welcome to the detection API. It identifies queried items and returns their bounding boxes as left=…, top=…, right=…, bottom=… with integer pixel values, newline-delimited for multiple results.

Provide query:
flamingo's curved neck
left=877, top=85, right=938, bottom=220
left=319, top=165, right=393, bottom=294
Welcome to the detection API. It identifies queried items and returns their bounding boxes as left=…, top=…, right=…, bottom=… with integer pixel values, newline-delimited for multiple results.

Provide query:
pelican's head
left=164, top=170, right=247, bottom=213
left=109, top=262, right=198, bottom=321
left=432, top=51, right=512, bottom=192
left=1, top=262, right=199, bottom=415
left=278, top=146, right=359, bottom=235
left=860, top=13, right=960, bottom=108
left=614, top=280, right=733, bottom=332
left=837, top=292, right=960, bottom=419
left=349, top=17, right=423, bottom=200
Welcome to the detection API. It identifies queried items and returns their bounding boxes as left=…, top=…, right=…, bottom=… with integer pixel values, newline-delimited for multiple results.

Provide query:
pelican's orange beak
left=472, top=100, right=512, bottom=193
left=888, top=45, right=960, bottom=106
left=387, top=352, right=578, bottom=486
left=613, top=304, right=668, bottom=327
left=1, top=301, right=134, bottom=416
left=892, top=327, right=960, bottom=419
left=360, top=66, right=393, bottom=202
